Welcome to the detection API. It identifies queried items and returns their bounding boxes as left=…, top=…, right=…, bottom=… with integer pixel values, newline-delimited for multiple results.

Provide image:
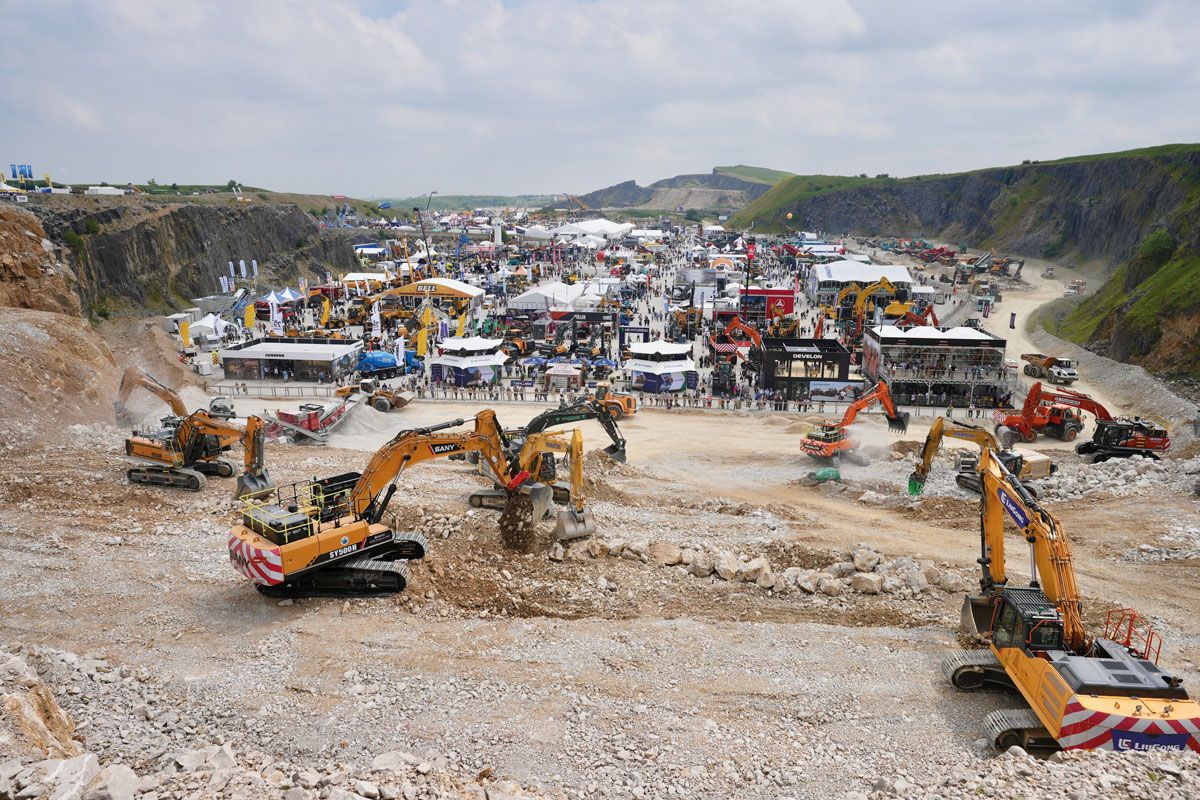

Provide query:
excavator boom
left=115, top=366, right=189, bottom=424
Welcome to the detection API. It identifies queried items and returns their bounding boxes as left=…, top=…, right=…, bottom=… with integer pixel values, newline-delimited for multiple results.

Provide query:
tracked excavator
left=799, top=380, right=910, bottom=465
left=907, top=417, right=1054, bottom=497
left=228, top=411, right=541, bottom=596
left=468, top=428, right=597, bottom=541
left=125, top=410, right=274, bottom=497
left=994, top=383, right=1171, bottom=460
left=942, top=448, right=1200, bottom=752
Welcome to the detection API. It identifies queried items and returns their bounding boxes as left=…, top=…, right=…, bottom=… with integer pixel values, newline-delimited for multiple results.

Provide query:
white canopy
left=628, top=341, right=693, bottom=357
left=278, top=287, right=303, bottom=302
left=508, top=281, right=587, bottom=311
left=813, top=260, right=912, bottom=286
left=439, top=336, right=504, bottom=352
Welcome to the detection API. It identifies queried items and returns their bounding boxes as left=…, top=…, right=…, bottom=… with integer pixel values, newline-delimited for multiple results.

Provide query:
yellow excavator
left=228, top=411, right=545, bottom=596
left=907, top=418, right=1055, bottom=496
left=943, top=447, right=1200, bottom=752
left=115, top=365, right=235, bottom=426
left=468, top=428, right=596, bottom=541
left=125, top=410, right=273, bottom=497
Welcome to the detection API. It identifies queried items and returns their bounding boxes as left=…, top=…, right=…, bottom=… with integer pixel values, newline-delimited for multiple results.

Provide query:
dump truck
left=1021, top=353, right=1079, bottom=385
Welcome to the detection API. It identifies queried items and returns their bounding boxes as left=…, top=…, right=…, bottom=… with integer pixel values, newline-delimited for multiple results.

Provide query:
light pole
left=425, top=190, right=438, bottom=211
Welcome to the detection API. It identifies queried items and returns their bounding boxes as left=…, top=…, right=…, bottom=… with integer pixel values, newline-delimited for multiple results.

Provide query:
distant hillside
left=730, top=144, right=1200, bottom=379
left=713, top=165, right=793, bottom=185
left=380, top=194, right=556, bottom=212
left=565, top=167, right=783, bottom=212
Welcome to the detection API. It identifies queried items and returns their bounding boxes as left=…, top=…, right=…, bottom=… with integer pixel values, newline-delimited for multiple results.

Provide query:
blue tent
left=521, top=356, right=547, bottom=367
left=592, top=358, right=617, bottom=368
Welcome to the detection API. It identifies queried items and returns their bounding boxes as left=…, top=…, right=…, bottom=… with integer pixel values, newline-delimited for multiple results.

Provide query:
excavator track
left=127, top=466, right=207, bottom=492
left=195, top=459, right=236, bottom=478
left=257, top=533, right=427, bottom=597
left=985, top=708, right=1058, bottom=753
left=941, top=649, right=1011, bottom=691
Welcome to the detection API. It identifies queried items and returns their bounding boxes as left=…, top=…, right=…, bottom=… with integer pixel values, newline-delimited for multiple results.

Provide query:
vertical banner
left=370, top=301, right=382, bottom=340
left=269, top=300, right=283, bottom=335
left=324, top=270, right=332, bottom=285
left=747, top=242, right=756, bottom=262
left=244, top=302, right=256, bottom=329
left=320, top=298, right=331, bottom=327
left=219, top=275, right=229, bottom=293
left=179, top=319, right=190, bottom=346
left=298, top=276, right=307, bottom=297
left=251, top=259, right=259, bottom=279
left=228, top=261, right=235, bottom=281
left=239, top=259, right=247, bottom=279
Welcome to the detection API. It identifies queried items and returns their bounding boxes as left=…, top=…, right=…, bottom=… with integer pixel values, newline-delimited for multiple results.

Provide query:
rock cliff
left=23, top=195, right=357, bottom=315
left=0, top=206, right=82, bottom=316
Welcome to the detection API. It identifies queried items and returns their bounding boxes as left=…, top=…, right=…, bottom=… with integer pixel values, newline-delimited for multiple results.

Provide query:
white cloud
left=1, top=0, right=1197, bottom=195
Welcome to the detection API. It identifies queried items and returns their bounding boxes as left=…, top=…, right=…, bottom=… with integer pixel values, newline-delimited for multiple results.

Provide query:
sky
left=3, top=0, right=1198, bottom=198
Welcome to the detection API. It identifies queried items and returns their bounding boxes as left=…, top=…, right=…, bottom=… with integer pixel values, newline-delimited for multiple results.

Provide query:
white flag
left=228, top=260, right=235, bottom=280
left=251, top=259, right=259, bottom=279
left=371, top=301, right=382, bottom=340
left=269, top=301, right=283, bottom=335
left=239, top=260, right=247, bottom=279
left=219, top=275, right=229, bottom=293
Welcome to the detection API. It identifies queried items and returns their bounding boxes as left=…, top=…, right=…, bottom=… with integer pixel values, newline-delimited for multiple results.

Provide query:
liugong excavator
left=907, top=417, right=1055, bottom=496
left=799, top=380, right=910, bottom=465
left=228, top=411, right=544, bottom=596
left=942, top=447, right=1200, bottom=753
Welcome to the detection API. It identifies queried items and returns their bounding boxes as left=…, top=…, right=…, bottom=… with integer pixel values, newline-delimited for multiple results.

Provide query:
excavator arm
left=839, top=380, right=910, bottom=433
left=351, top=411, right=524, bottom=522
left=175, top=411, right=275, bottom=498
left=973, top=448, right=1086, bottom=651
left=1033, top=385, right=1114, bottom=421
left=908, top=418, right=1002, bottom=494
left=115, top=366, right=188, bottom=424
left=521, top=394, right=627, bottom=463
left=520, top=429, right=595, bottom=541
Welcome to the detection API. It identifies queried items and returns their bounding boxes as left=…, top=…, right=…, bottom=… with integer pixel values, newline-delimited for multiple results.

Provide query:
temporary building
left=508, top=281, right=587, bottom=311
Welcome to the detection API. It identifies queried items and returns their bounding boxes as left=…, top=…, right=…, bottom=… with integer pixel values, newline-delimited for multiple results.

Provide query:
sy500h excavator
left=799, top=380, right=910, bottom=465
left=943, top=447, right=1200, bottom=753
left=907, top=417, right=1055, bottom=496
left=228, top=411, right=542, bottom=596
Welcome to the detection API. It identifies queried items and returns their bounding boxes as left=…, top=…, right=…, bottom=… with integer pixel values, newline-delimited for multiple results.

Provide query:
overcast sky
left=3, top=0, right=1198, bottom=198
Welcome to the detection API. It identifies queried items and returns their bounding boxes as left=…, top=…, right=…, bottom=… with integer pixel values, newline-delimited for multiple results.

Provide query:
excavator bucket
left=961, top=594, right=995, bottom=640
left=887, top=412, right=911, bottom=434
left=554, top=508, right=596, bottom=542
left=526, top=483, right=554, bottom=523
left=906, top=471, right=926, bottom=496
left=235, top=470, right=275, bottom=500
left=601, top=442, right=627, bottom=463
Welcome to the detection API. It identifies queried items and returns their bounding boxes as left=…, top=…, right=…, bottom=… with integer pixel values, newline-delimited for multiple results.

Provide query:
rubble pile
left=1038, top=454, right=1200, bottom=501
left=1125, top=524, right=1200, bottom=562
left=579, top=540, right=974, bottom=598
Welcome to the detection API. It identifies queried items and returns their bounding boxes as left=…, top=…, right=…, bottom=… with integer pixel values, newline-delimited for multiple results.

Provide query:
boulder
left=851, top=546, right=882, bottom=573
left=755, top=571, right=777, bottom=590
left=739, top=556, right=771, bottom=582
left=817, top=576, right=845, bottom=596
left=647, top=542, right=683, bottom=567
left=849, top=573, right=883, bottom=594
left=714, top=553, right=740, bottom=581
left=687, top=552, right=714, bottom=578
left=84, top=764, right=139, bottom=800
left=372, top=751, right=419, bottom=771
left=585, top=540, right=609, bottom=558
left=793, top=570, right=819, bottom=594
left=825, top=561, right=856, bottom=578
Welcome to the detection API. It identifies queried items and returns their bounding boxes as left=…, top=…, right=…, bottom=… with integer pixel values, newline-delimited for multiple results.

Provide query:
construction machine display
left=125, top=410, right=274, bottom=497
left=907, top=417, right=1055, bottom=496
left=798, top=380, right=910, bottom=465
left=942, top=447, right=1200, bottom=753
left=228, top=411, right=537, bottom=596
left=993, top=382, right=1171, bottom=460
left=1020, top=353, right=1079, bottom=385
left=335, top=378, right=415, bottom=413
left=114, top=365, right=232, bottom=425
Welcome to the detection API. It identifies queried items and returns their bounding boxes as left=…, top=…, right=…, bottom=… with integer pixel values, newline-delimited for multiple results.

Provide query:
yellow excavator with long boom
left=942, top=447, right=1200, bottom=753
left=228, top=411, right=547, bottom=596
left=907, top=418, right=1055, bottom=496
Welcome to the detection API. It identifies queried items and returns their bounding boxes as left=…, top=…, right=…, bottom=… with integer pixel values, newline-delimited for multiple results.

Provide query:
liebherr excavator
left=907, top=418, right=1055, bottom=496
left=114, top=366, right=234, bottom=426
left=228, top=411, right=543, bottom=596
left=125, top=410, right=274, bottom=497
left=942, top=448, right=1200, bottom=753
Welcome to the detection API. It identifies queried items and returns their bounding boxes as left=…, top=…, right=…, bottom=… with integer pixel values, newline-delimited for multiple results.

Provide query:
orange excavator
left=993, top=383, right=1171, bottom=460
left=799, top=380, right=910, bottom=465
left=708, top=316, right=763, bottom=362
left=228, top=411, right=541, bottom=596
left=115, top=365, right=235, bottom=425
left=897, top=304, right=939, bottom=328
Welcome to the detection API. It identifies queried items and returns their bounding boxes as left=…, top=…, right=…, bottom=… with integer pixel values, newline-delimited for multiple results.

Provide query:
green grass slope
left=713, top=165, right=794, bottom=185
left=729, top=174, right=895, bottom=228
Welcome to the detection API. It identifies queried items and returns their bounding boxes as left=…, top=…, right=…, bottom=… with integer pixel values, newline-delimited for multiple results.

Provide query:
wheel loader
left=335, top=378, right=415, bottom=413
